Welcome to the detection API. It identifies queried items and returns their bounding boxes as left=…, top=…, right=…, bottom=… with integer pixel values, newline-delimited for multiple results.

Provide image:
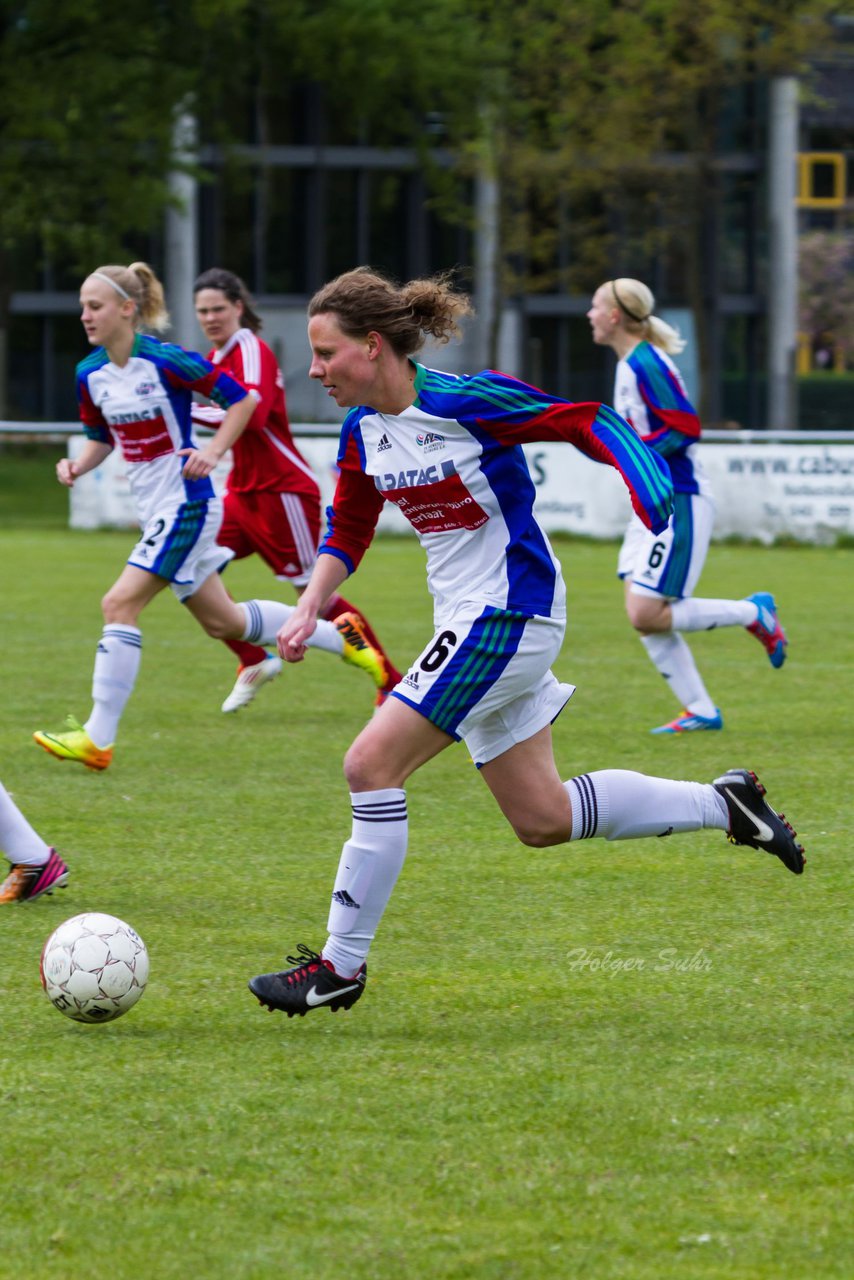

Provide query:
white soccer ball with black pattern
left=40, top=913, right=149, bottom=1023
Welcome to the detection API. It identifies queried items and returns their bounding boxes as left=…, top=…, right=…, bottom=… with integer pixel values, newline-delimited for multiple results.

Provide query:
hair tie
left=611, top=282, right=649, bottom=324
left=92, top=271, right=132, bottom=301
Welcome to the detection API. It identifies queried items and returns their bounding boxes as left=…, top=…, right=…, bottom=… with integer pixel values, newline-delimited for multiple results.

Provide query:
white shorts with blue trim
left=128, top=497, right=233, bottom=602
left=617, top=492, right=715, bottom=601
left=391, top=606, right=575, bottom=767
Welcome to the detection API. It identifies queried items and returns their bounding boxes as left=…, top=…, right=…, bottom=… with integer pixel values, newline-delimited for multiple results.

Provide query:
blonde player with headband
left=588, top=277, right=787, bottom=734
left=33, top=262, right=387, bottom=771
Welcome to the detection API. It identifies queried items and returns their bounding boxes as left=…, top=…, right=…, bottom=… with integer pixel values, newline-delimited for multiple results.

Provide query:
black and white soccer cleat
left=249, top=943, right=367, bottom=1017
left=713, top=768, right=805, bottom=875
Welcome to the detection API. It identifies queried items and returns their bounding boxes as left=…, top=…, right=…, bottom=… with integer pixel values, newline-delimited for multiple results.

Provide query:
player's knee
left=343, top=739, right=398, bottom=793
left=513, top=817, right=568, bottom=848
left=509, top=801, right=571, bottom=847
left=625, top=598, right=647, bottom=630
left=184, top=589, right=242, bottom=640
left=626, top=598, right=668, bottom=633
left=198, top=613, right=231, bottom=640
left=101, top=587, right=135, bottom=625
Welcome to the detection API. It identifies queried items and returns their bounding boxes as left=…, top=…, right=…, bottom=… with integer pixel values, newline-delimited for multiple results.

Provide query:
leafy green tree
left=0, top=0, right=838, bottom=416
left=250, top=0, right=835, bottom=400
left=0, top=0, right=251, bottom=412
left=432, top=1, right=835, bottom=392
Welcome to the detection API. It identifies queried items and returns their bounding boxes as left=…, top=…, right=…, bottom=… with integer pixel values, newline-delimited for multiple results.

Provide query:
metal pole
left=474, top=158, right=499, bottom=370
left=165, top=107, right=199, bottom=348
left=767, top=76, right=799, bottom=429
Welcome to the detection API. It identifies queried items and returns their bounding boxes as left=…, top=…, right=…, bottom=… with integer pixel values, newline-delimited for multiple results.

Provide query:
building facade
left=8, top=22, right=853, bottom=429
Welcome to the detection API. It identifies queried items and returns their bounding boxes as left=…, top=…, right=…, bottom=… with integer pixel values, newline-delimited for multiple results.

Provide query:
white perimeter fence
left=4, top=422, right=854, bottom=545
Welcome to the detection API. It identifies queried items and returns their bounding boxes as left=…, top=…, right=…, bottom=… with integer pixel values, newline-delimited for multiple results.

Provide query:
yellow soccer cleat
left=335, top=611, right=392, bottom=691
left=33, top=716, right=113, bottom=772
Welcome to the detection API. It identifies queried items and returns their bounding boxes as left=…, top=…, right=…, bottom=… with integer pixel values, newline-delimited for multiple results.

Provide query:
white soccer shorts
left=391, top=606, right=575, bottom=767
left=127, top=497, right=233, bottom=601
left=618, top=491, right=715, bottom=600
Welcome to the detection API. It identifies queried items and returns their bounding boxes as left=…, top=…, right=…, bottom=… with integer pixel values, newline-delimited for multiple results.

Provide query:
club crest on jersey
left=416, top=431, right=446, bottom=453
left=134, top=380, right=157, bottom=396
left=374, top=458, right=457, bottom=492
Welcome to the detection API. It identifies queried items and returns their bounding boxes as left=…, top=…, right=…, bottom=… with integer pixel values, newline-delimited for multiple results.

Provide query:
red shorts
left=218, top=490, right=321, bottom=585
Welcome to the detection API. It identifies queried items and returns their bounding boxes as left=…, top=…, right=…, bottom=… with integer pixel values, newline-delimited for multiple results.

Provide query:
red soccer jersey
left=195, top=328, right=320, bottom=499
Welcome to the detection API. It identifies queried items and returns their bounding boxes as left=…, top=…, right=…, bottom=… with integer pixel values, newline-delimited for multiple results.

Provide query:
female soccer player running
left=33, top=262, right=387, bottom=772
left=248, top=267, right=805, bottom=1020
left=588, top=278, right=787, bottom=734
left=192, top=267, right=400, bottom=713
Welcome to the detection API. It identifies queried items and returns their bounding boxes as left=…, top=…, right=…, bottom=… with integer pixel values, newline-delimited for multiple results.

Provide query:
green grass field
left=1, top=452, right=851, bottom=1279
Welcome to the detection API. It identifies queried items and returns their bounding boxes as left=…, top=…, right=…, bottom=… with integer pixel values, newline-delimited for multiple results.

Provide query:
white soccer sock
left=86, top=624, right=142, bottom=747
left=321, top=788, right=409, bottom=978
left=670, top=598, right=757, bottom=631
left=565, top=770, right=729, bottom=841
left=239, top=600, right=344, bottom=655
left=0, top=781, right=50, bottom=866
left=640, top=632, right=717, bottom=718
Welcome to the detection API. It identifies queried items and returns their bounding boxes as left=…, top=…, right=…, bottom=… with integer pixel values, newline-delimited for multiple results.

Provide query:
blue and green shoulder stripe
left=628, top=343, right=701, bottom=455
left=416, top=366, right=674, bottom=535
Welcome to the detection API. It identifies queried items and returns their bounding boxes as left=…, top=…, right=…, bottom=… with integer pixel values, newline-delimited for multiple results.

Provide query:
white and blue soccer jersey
left=614, top=343, right=711, bottom=499
left=614, top=343, right=715, bottom=599
left=320, top=364, right=674, bottom=625
left=76, top=333, right=249, bottom=525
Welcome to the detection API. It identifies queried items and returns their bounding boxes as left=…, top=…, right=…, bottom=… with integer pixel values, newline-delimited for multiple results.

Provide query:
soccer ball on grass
left=40, top=912, right=149, bottom=1023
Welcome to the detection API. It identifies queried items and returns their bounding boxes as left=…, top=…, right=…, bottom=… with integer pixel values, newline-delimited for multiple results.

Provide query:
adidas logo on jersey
left=401, top=670, right=420, bottom=689
left=377, top=433, right=392, bottom=453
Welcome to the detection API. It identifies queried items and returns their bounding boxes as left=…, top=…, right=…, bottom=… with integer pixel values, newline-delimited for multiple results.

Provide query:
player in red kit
left=192, top=268, right=400, bottom=713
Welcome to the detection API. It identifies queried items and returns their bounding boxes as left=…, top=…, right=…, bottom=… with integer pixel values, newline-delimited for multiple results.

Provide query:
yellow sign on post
left=796, top=152, right=846, bottom=208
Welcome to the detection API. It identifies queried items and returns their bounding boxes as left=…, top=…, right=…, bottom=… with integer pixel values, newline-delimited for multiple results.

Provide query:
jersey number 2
left=142, top=519, right=166, bottom=546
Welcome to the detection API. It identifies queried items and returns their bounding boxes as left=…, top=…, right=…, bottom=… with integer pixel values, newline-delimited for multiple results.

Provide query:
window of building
left=525, top=314, right=613, bottom=401
left=261, top=168, right=311, bottom=294
left=721, top=313, right=764, bottom=427
left=324, top=170, right=360, bottom=281
left=200, top=160, right=256, bottom=284
left=7, top=317, right=41, bottom=419
left=369, top=172, right=409, bottom=280
left=7, top=315, right=81, bottom=420
left=720, top=172, right=756, bottom=294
